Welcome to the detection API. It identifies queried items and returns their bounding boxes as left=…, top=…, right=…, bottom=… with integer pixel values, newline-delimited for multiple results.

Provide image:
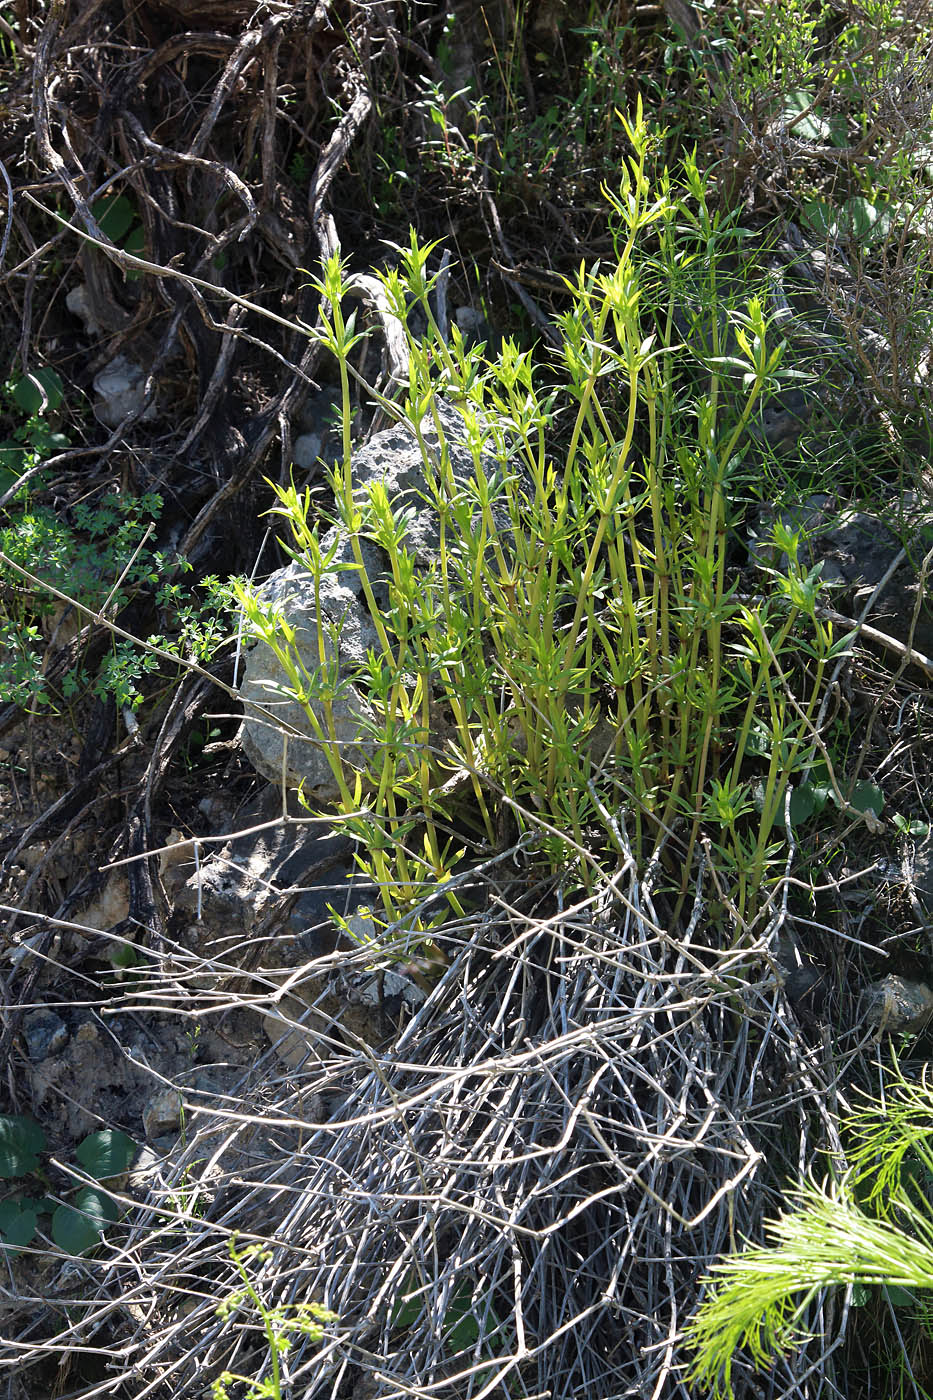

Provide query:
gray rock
left=751, top=492, right=933, bottom=654
left=293, top=432, right=322, bottom=469
left=22, top=1009, right=68, bottom=1061
left=454, top=306, right=485, bottom=337
left=750, top=386, right=814, bottom=449
left=141, top=1089, right=182, bottom=1141
left=127, top=1145, right=163, bottom=1194
left=29, top=1018, right=136, bottom=1140
left=264, top=949, right=427, bottom=1062
left=65, top=283, right=101, bottom=336
left=93, top=355, right=157, bottom=427
left=173, top=799, right=376, bottom=963
left=238, top=548, right=385, bottom=798
left=862, top=975, right=933, bottom=1036
left=290, top=857, right=379, bottom=955
left=239, top=401, right=503, bottom=799
left=263, top=1001, right=320, bottom=1069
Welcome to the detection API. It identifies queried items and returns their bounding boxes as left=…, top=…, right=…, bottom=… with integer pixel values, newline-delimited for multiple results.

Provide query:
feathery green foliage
left=686, top=1057, right=933, bottom=1398
left=238, top=103, right=843, bottom=957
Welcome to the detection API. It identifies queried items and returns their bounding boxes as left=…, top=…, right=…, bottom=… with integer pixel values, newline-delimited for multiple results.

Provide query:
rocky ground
left=2, top=2, right=933, bottom=1398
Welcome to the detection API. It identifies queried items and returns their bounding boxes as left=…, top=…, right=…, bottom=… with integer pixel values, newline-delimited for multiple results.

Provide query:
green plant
left=684, top=1057, right=933, bottom=1399
left=288, top=149, right=310, bottom=185
left=92, top=192, right=145, bottom=277
left=489, top=10, right=634, bottom=205
left=391, top=1271, right=513, bottom=1386
left=686, top=0, right=933, bottom=434
left=0, top=366, right=70, bottom=495
left=163, top=1157, right=209, bottom=1225
left=1, top=361, right=240, bottom=712
left=0, top=1114, right=136, bottom=1256
left=237, top=101, right=846, bottom=959
left=0, top=481, right=237, bottom=711
left=212, top=1235, right=337, bottom=1400
left=0, top=5, right=21, bottom=67
left=0, top=485, right=160, bottom=710
left=409, top=76, right=486, bottom=186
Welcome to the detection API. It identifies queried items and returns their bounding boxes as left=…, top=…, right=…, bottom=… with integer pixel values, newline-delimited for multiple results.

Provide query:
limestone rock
left=22, top=1009, right=68, bottom=1062
left=862, top=975, right=933, bottom=1036
left=141, top=1089, right=182, bottom=1141
left=293, top=432, right=322, bottom=469
left=93, top=355, right=157, bottom=427
left=172, top=793, right=376, bottom=964
left=751, top=492, right=933, bottom=655
left=239, top=401, right=503, bottom=800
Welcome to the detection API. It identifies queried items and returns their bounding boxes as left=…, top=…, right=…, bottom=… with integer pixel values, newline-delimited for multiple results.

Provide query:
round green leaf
left=800, top=199, right=834, bottom=236
left=52, top=1204, right=98, bottom=1256
left=851, top=781, right=884, bottom=818
left=802, top=197, right=892, bottom=246
left=12, top=367, right=64, bottom=416
left=110, top=943, right=141, bottom=970
left=782, top=91, right=831, bottom=143
left=75, top=1129, right=136, bottom=1181
left=443, top=1284, right=482, bottom=1352
left=834, top=197, right=891, bottom=244
left=0, top=441, right=27, bottom=472
left=0, top=1116, right=47, bottom=1179
left=786, top=784, right=817, bottom=828
left=52, top=1187, right=118, bottom=1255
left=0, top=1198, right=39, bottom=1249
left=75, top=1185, right=119, bottom=1226
left=91, top=194, right=136, bottom=244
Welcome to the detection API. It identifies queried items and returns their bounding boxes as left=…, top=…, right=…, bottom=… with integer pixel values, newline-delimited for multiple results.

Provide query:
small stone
left=93, top=355, right=158, bottom=427
left=142, top=1089, right=182, bottom=1140
left=453, top=306, right=485, bottom=336
left=65, top=283, right=101, bottom=336
left=22, top=1010, right=68, bottom=1061
left=127, top=1146, right=162, bottom=1194
left=293, top=433, right=322, bottom=469
left=752, top=387, right=813, bottom=447
left=452, top=306, right=499, bottom=353
left=78, top=874, right=130, bottom=931
left=862, top=975, right=933, bottom=1036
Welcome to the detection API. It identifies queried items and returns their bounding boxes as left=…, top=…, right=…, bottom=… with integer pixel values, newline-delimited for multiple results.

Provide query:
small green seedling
left=392, top=1272, right=513, bottom=1372
left=213, top=1235, right=337, bottom=1400
left=773, top=757, right=885, bottom=831
left=685, top=1056, right=933, bottom=1399
left=0, top=367, right=70, bottom=496
left=0, top=1114, right=136, bottom=1256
